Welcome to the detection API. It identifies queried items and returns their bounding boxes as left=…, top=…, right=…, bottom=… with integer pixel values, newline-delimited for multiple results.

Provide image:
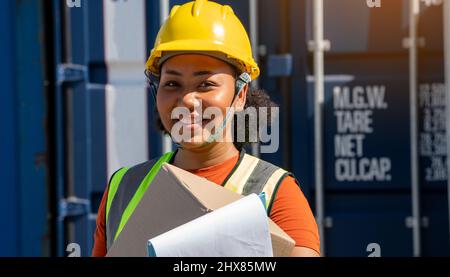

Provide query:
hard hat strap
left=204, top=72, right=251, bottom=144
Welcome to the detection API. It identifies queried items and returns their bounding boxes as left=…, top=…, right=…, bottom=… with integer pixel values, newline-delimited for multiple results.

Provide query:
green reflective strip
left=106, top=167, right=129, bottom=222
left=113, top=152, right=175, bottom=241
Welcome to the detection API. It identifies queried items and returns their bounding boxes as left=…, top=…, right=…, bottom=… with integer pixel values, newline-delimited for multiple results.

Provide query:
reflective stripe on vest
left=105, top=150, right=293, bottom=250
left=105, top=152, right=174, bottom=249
left=222, top=153, right=290, bottom=210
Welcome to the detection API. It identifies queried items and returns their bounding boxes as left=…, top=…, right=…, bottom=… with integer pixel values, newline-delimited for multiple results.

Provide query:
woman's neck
left=172, top=142, right=239, bottom=170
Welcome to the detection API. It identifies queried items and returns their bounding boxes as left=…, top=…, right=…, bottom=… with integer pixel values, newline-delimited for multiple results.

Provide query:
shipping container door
left=417, top=0, right=449, bottom=256
left=51, top=0, right=106, bottom=257
left=317, top=0, right=413, bottom=256
left=313, top=0, right=450, bottom=256
left=51, top=0, right=164, bottom=256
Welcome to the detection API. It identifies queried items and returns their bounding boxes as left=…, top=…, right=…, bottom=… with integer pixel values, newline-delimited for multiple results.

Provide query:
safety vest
left=105, top=150, right=295, bottom=250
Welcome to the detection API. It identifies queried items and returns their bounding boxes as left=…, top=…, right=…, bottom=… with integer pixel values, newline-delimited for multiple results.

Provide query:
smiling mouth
left=174, top=117, right=213, bottom=128
left=179, top=116, right=201, bottom=125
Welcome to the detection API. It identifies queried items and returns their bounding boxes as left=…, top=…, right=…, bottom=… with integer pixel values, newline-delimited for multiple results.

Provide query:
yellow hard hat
left=146, top=0, right=260, bottom=81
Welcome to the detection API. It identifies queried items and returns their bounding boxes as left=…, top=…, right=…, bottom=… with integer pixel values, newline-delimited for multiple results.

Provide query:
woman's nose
left=180, top=91, right=201, bottom=112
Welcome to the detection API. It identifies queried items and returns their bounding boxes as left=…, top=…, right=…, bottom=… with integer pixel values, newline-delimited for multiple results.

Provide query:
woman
left=93, top=0, right=320, bottom=257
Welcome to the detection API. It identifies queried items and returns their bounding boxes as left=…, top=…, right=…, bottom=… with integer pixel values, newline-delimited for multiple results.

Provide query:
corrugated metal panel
left=51, top=0, right=108, bottom=256
left=0, top=0, right=49, bottom=257
left=0, top=0, right=19, bottom=257
left=325, top=193, right=413, bottom=256
left=50, top=0, right=166, bottom=256
left=15, top=0, right=49, bottom=257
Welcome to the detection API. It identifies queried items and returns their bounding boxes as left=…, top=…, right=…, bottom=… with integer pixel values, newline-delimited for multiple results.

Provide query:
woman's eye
left=199, top=81, right=216, bottom=89
left=163, top=81, right=179, bottom=88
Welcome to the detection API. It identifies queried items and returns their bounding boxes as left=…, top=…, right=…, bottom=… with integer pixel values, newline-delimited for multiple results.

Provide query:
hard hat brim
left=146, top=39, right=260, bottom=80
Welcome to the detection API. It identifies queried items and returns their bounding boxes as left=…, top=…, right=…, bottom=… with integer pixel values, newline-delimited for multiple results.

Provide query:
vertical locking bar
left=159, top=0, right=173, bottom=154
left=249, top=0, right=260, bottom=157
left=51, top=0, right=68, bottom=257
left=444, top=0, right=450, bottom=245
left=408, top=0, right=422, bottom=257
left=311, top=0, right=326, bottom=257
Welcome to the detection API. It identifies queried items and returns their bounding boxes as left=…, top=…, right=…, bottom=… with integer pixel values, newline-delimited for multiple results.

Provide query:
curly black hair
left=232, top=87, right=278, bottom=150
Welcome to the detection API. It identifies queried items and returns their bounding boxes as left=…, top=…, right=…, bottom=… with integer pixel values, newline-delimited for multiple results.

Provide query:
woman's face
left=156, top=54, right=247, bottom=149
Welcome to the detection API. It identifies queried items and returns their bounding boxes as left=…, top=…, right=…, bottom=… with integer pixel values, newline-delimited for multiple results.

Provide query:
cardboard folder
left=106, top=163, right=295, bottom=257
left=147, top=193, right=273, bottom=257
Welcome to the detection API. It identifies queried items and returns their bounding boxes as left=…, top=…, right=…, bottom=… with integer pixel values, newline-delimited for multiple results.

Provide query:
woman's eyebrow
left=163, top=69, right=213, bottom=77
left=164, top=69, right=182, bottom=76
left=193, top=70, right=213, bottom=76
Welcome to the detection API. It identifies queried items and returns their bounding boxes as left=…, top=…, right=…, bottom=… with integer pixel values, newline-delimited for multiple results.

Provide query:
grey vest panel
left=106, top=158, right=159, bottom=250
left=242, top=159, right=280, bottom=196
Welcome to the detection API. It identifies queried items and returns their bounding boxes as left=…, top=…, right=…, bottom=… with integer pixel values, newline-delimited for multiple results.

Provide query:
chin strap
left=204, top=72, right=251, bottom=144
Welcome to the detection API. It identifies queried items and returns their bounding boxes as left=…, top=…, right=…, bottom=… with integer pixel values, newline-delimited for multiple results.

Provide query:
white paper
left=148, top=194, right=273, bottom=257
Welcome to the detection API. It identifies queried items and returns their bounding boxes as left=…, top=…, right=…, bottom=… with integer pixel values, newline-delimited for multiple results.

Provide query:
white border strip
left=104, top=0, right=149, bottom=177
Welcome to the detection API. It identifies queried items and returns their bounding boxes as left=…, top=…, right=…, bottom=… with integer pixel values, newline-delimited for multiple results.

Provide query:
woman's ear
left=234, top=83, right=248, bottom=112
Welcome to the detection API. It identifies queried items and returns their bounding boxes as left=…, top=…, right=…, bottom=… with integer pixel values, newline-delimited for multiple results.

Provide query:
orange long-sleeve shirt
left=92, top=154, right=320, bottom=256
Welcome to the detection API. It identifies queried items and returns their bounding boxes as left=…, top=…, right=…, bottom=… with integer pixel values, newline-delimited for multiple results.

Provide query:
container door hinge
left=57, top=63, right=87, bottom=84
left=308, top=40, right=331, bottom=52
left=59, top=196, right=91, bottom=219
left=402, top=37, right=426, bottom=49
left=267, top=54, right=294, bottom=77
left=405, top=216, right=429, bottom=228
